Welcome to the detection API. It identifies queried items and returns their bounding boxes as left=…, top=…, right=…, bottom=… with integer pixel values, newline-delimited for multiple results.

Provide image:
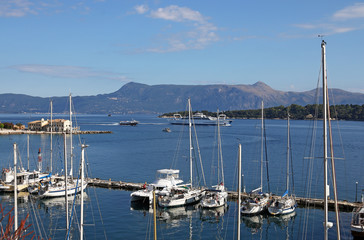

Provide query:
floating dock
left=86, top=178, right=360, bottom=212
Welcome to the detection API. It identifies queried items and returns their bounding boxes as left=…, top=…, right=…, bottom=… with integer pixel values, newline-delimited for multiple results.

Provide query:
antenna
left=318, top=34, right=325, bottom=40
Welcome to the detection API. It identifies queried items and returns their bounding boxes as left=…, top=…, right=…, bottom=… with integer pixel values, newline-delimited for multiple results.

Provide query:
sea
left=0, top=113, right=363, bottom=239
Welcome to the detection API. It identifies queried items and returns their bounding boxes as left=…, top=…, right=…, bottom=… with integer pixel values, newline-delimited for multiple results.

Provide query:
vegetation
left=160, top=104, right=364, bottom=121
left=0, top=205, right=35, bottom=239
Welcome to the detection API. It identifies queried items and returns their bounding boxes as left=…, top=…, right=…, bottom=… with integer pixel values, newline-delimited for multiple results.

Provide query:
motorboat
left=130, top=169, right=183, bottom=205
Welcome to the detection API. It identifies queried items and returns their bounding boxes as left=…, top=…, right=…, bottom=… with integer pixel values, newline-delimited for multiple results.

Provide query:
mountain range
left=1, top=81, right=364, bottom=114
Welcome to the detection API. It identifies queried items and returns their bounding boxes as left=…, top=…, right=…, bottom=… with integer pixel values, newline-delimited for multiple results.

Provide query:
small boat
left=351, top=205, right=364, bottom=238
left=162, top=128, right=171, bottom=132
left=201, top=111, right=228, bottom=208
left=38, top=176, right=87, bottom=198
left=268, top=110, right=296, bottom=216
left=120, top=120, right=139, bottom=126
left=158, top=98, right=206, bottom=208
left=241, top=101, right=270, bottom=216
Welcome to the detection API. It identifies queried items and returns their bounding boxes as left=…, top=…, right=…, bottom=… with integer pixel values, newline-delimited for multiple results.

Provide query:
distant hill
left=0, top=81, right=364, bottom=114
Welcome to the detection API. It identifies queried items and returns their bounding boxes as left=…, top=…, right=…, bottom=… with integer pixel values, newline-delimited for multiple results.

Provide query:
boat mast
left=64, top=133, right=69, bottom=230
left=14, top=143, right=18, bottom=231
left=188, top=98, right=193, bottom=187
left=237, top=144, right=242, bottom=240
left=153, top=188, right=157, bottom=240
left=50, top=99, right=53, bottom=173
left=217, top=109, right=224, bottom=185
left=80, top=144, right=87, bottom=240
left=286, top=110, right=290, bottom=193
left=69, top=94, right=73, bottom=177
left=27, top=134, right=29, bottom=171
left=322, top=40, right=332, bottom=240
left=260, top=101, right=264, bottom=192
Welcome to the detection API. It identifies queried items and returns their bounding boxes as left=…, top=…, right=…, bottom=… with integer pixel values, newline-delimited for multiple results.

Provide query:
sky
left=1, top=0, right=364, bottom=97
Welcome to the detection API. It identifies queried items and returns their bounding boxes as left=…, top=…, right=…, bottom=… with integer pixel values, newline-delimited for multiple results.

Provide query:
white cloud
left=134, top=5, right=218, bottom=53
left=0, top=0, right=37, bottom=17
left=10, top=64, right=130, bottom=82
left=134, top=4, right=149, bottom=15
left=150, top=5, right=205, bottom=23
left=333, top=3, right=364, bottom=20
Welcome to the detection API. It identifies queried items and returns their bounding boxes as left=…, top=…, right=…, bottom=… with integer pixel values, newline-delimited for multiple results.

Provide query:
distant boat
left=119, top=120, right=139, bottom=126
left=170, top=112, right=232, bottom=126
left=162, top=127, right=171, bottom=132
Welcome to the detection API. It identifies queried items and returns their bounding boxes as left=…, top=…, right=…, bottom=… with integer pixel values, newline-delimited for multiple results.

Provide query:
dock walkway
left=87, top=178, right=360, bottom=212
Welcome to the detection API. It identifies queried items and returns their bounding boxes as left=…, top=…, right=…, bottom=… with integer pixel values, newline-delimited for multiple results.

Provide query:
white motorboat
left=158, top=186, right=203, bottom=208
left=351, top=206, right=364, bottom=238
left=130, top=169, right=183, bottom=205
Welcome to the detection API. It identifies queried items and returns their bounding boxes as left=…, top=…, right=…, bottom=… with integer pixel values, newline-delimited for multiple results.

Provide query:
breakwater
left=0, top=130, right=112, bottom=135
left=86, top=178, right=360, bottom=212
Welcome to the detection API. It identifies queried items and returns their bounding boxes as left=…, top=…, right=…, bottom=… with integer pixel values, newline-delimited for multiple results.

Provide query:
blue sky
left=1, top=0, right=364, bottom=97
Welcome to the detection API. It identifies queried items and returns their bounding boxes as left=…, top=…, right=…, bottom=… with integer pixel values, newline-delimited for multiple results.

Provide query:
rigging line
left=328, top=84, right=349, bottom=201
left=85, top=153, right=108, bottom=240
left=192, top=117, right=206, bottom=186
left=326, top=86, right=341, bottom=238
left=263, top=115, right=270, bottom=194
left=26, top=196, right=44, bottom=240
left=298, top=70, right=321, bottom=240
left=29, top=194, right=49, bottom=239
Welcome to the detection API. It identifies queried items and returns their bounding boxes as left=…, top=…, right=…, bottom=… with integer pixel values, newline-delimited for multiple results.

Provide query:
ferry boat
left=119, top=120, right=139, bottom=126
left=170, top=112, right=232, bottom=126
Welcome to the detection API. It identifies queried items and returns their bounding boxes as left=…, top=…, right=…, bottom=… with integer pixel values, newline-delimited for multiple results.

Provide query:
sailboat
left=158, top=98, right=205, bottom=208
left=39, top=94, right=87, bottom=198
left=241, top=101, right=270, bottom=215
left=201, top=110, right=228, bottom=208
left=268, top=110, right=296, bottom=215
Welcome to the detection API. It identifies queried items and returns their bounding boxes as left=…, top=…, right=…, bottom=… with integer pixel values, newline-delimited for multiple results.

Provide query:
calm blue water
left=0, top=113, right=363, bottom=239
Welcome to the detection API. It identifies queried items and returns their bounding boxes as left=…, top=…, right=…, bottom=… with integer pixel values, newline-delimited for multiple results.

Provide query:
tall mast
left=13, top=143, right=18, bottom=231
left=27, top=134, right=29, bottom=171
left=322, top=40, right=332, bottom=240
left=237, top=144, right=242, bottom=240
left=64, top=133, right=69, bottom=230
left=80, top=144, right=87, bottom=240
left=50, top=99, right=53, bottom=173
left=217, top=109, right=224, bottom=185
left=188, top=98, right=193, bottom=186
left=286, top=110, right=290, bottom=192
left=69, top=94, right=73, bottom=177
left=260, top=101, right=264, bottom=192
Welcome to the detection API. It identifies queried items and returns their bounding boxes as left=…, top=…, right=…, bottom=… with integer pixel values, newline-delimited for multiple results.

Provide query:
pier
left=86, top=178, right=361, bottom=212
left=0, top=129, right=112, bottom=135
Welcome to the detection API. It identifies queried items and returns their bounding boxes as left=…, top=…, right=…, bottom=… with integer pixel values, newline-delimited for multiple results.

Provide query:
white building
left=28, top=118, right=71, bottom=132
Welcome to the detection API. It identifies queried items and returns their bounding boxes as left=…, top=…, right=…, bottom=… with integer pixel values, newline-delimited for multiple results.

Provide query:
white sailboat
left=241, top=101, right=270, bottom=215
left=268, top=110, right=296, bottom=215
left=201, top=110, right=228, bottom=208
left=130, top=169, right=184, bottom=205
left=158, top=98, right=205, bottom=208
left=39, top=94, right=87, bottom=198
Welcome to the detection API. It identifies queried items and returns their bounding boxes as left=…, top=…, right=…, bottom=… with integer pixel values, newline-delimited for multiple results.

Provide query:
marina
left=0, top=113, right=363, bottom=239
